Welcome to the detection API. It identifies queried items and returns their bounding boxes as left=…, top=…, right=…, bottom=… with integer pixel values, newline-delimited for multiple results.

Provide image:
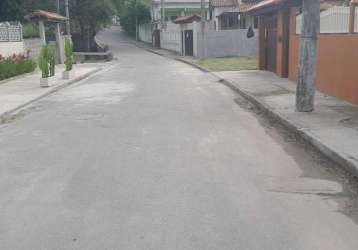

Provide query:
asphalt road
left=1, top=26, right=358, bottom=250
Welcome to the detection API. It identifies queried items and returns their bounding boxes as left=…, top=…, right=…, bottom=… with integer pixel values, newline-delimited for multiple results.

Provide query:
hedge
left=0, top=54, right=37, bottom=81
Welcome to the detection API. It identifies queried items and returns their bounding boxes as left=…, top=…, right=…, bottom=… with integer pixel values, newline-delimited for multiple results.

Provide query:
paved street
left=1, top=27, right=358, bottom=250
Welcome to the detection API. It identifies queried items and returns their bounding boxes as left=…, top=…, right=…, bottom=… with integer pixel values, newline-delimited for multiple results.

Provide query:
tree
left=120, top=0, right=151, bottom=36
left=23, top=0, right=56, bottom=13
left=296, top=0, right=320, bottom=112
left=70, top=0, right=115, bottom=51
left=0, top=0, right=24, bottom=22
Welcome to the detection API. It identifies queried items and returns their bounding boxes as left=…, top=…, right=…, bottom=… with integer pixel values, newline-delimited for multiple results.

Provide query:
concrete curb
left=149, top=51, right=358, bottom=177
left=216, top=77, right=358, bottom=177
left=175, top=58, right=209, bottom=73
left=0, top=67, right=103, bottom=123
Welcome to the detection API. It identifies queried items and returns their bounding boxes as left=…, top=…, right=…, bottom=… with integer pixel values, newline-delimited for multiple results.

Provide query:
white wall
left=0, top=41, right=24, bottom=57
left=160, top=22, right=182, bottom=54
left=195, top=28, right=258, bottom=58
left=139, top=24, right=153, bottom=44
left=158, top=21, right=258, bottom=58
left=24, top=38, right=42, bottom=61
left=296, top=6, right=354, bottom=34
left=160, top=30, right=182, bottom=53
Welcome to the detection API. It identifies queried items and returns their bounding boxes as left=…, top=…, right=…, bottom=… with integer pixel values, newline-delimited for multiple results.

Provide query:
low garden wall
left=0, top=41, right=25, bottom=57
left=24, top=38, right=42, bottom=60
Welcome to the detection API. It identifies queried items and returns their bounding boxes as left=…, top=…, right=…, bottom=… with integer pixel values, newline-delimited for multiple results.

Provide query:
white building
left=209, top=0, right=260, bottom=31
left=151, top=0, right=210, bottom=22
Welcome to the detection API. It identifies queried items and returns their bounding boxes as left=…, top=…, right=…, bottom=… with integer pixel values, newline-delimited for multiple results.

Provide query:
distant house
left=209, top=0, right=261, bottom=30
left=247, top=0, right=358, bottom=105
left=151, top=0, right=210, bottom=22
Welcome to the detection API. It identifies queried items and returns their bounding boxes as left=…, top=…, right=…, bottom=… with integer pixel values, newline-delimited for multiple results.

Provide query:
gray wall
left=138, top=24, right=153, bottom=44
left=196, top=29, right=258, bottom=58
left=24, top=38, right=42, bottom=61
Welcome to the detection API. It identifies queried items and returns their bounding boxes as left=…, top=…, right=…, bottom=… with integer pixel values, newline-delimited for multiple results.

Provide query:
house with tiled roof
left=246, top=0, right=358, bottom=105
left=209, top=0, right=263, bottom=30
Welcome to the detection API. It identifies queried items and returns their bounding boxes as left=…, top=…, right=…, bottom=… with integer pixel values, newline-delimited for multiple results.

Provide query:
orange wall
left=288, top=8, right=299, bottom=81
left=288, top=8, right=358, bottom=105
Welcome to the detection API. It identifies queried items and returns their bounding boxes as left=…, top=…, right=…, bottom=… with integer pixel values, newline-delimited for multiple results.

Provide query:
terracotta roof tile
left=173, top=14, right=202, bottom=23
left=26, top=10, right=67, bottom=22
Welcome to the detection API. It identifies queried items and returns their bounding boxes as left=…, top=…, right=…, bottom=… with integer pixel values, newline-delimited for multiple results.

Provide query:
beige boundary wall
left=0, top=41, right=25, bottom=57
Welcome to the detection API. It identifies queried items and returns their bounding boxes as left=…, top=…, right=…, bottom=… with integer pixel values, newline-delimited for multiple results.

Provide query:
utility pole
left=65, top=0, right=71, bottom=35
left=200, top=0, right=205, bottom=21
left=56, top=0, right=60, bottom=13
left=161, top=0, right=165, bottom=29
left=296, top=0, right=320, bottom=112
left=135, top=0, right=138, bottom=41
left=200, top=0, right=206, bottom=58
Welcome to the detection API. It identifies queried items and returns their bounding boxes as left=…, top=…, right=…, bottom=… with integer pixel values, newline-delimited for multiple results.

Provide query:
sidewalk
left=138, top=42, right=358, bottom=176
left=0, top=63, right=105, bottom=121
left=215, top=70, right=358, bottom=176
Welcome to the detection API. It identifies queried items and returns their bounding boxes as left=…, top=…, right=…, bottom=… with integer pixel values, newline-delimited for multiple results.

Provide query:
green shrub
left=39, top=46, right=55, bottom=78
left=64, top=38, right=73, bottom=71
left=23, top=23, right=40, bottom=39
left=0, top=54, right=36, bottom=81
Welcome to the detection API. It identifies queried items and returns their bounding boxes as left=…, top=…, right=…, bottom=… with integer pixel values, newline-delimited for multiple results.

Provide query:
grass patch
left=193, top=57, right=258, bottom=72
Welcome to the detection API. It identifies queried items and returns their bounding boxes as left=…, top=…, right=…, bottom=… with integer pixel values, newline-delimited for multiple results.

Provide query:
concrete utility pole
left=200, top=0, right=206, bottom=58
left=56, top=0, right=60, bottom=13
left=65, top=0, right=71, bottom=35
left=161, top=0, right=165, bottom=29
left=135, top=0, right=138, bottom=41
left=201, top=0, right=205, bottom=21
left=296, top=0, right=320, bottom=112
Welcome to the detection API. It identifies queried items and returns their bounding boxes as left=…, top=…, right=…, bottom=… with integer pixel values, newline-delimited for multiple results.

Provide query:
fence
left=138, top=23, right=153, bottom=44
left=0, top=22, right=23, bottom=42
left=196, top=29, right=258, bottom=58
left=296, top=6, right=358, bottom=34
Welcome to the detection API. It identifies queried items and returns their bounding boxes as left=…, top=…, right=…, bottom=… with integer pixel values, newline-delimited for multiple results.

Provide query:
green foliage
left=194, top=57, right=258, bottom=72
left=120, top=0, right=151, bottom=36
left=0, top=0, right=24, bottom=22
left=70, top=0, right=115, bottom=50
left=64, top=38, right=74, bottom=71
left=23, top=0, right=56, bottom=13
left=22, top=23, right=40, bottom=39
left=39, top=46, right=55, bottom=78
left=0, top=54, right=36, bottom=81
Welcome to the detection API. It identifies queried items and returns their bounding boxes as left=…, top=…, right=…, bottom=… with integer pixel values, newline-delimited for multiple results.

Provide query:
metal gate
left=153, top=29, right=160, bottom=47
left=184, top=30, right=193, bottom=56
left=264, top=15, right=277, bottom=73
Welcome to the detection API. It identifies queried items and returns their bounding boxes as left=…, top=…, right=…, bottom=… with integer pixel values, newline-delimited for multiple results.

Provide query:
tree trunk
left=86, top=28, right=90, bottom=52
left=296, top=0, right=320, bottom=112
